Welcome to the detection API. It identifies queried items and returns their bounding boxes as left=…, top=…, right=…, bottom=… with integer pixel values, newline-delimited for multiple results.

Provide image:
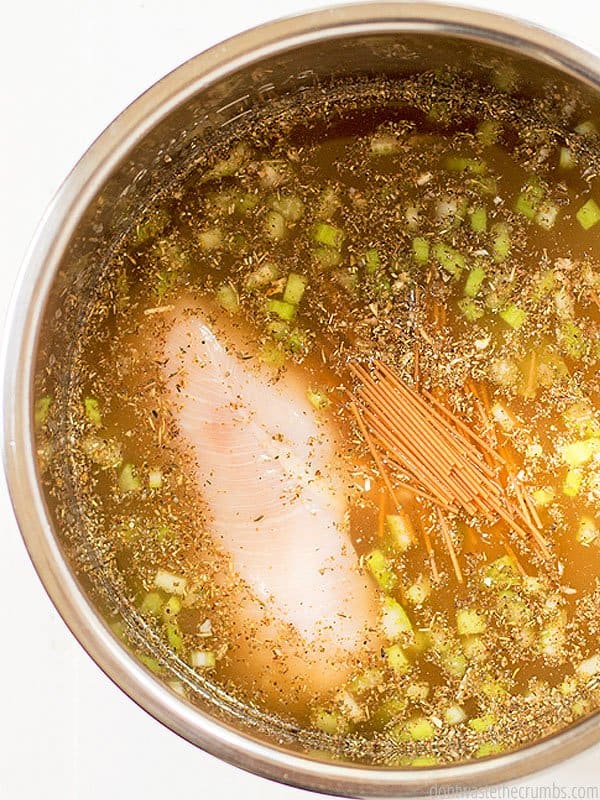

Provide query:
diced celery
left=468, top=714, right=496, bottom=733
left=233, top=192, right=259, bottom=214
left=533, top=269, right=557, bottom=300
left=462, top=634, right=487, bottom=662
left=381, top=596, right=414, bottom=641
left=499, top=304, right=527, bottom=329
left=406, top=681, right=430, bottom=702
left=559, top=322, right=587, bottom=358
left=444, top=704, right=467, bottom=725
left=138, top=654, right=163, bottom=674
left=313, top=222, right=344, bottom=249
left=383, top=643, right=411, bottom=674
left=165, top=621, right=183, bottom=652
left=458, top=298, right=484, bottom=322
left=244, top=261, right=279, bottom=290
left=190, top=650, right=216, bottom=669
left=140, top=591, right=163, bottom=616
left=481, top=679, right=510, bottom=701
left=406, top=574, right=431, bottom=606
left=563, top=468, right=584, bottom=497
left=313, top=246, right=342, bottom=269
left=536, top=201, right=559, bottom=230
left=407, top=716, right=435, bottom=740
left=264, top=210, right=286, bottom=240
left=270, top=194, right=304, bottom=222
left=162, top=595, right=181, bottom=619
left=371, top=695, right=407, bottom=728
left=118, top=463, right=140, bottom=493
left=456, top=609, right=487, bottom=636
left=409, top=630, right=432, bottom=654
left=84, top=397, right=102, bottom=427
left=259, top=342, right=285, bottom=369
left=433, top=242, right=465, bottom=277
left=198, top=227, right=222, bottom=250
left=576, top=516, right=598, bottom=546
left=464, top=265, right=486, bottom=297
left=267, top=320, right=290, bottom=342
left=561, top=439, right=600, bottom=467
left=134, top=207, right=170, bottom=245
left=576, top=198, right=600, bottom=230
left=476, top=120, right=501, bottom=146
left=514, top=179, right=544, bottom=219
left=306, top=388, right=330, bottom=410
left=206, top=143, right=249, bottom=178
left=469, top=206, right=487, bottom=233
left=482, top=555, right=519, bottom=589
left=497, top=590, right=531, bottom=627
left=34, top=396, right=52, bottom=428
left=365, top=549, right=397, bottom=592
left=444, top=155, right=486, bottom=174
left=475, top=742, right=504, bottom=758
left=154, top=569, right=187, bottom=595
left=216, top=284, right=239, bottom=314
left=411, top=756, right=439, bottom=767
left=559, top=147, right=575, bottom=169
left=364, top=248, right=381, bottom=274
left=148, top=469, right=163, bottom=489
left=412, top=237, right=430, bottom=264
left=491, top=223, right=510, bottom=262
left=285, top=328, right=309, bottom=354
left=575, top=120, right=598, bottom=135
left=532, top=487, right=555, bottom=506
left=266, top=298, right=296, bottom=321
left=283, top=273, right=307, bottom=305
left=386, top=512, right=414, bottom=552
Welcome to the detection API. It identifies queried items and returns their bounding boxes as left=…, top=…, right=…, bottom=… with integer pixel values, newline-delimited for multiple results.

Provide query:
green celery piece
left=244, top=261, right=279, bottom=291
left=559, top=147, right=575, bottom=169
left=266, top=298, right=296, bottom=321
left=259, top=342, right=285, bottom=369
left=444, top=155, right=486, bottom=174
left=576, top=198, right=600, bottom=230
left=499, top=304, right=526, bottom=329
left=559, top=322, right=587, bottom=358
left=312, top=222, right=344, bottom=248
left=140, top=592, right=163, bottom=616
left=491, top=223, right=510, bottom=262
left=365, top=549, right=397, bottom=592
left=165, top=621, right=183, bottom=652
left=433, top=242, right=465, bottom=277
left=216, top=284, right=239, bottom=314
left=84, top=397, right=102, bottom=427
left=364, top=248, right=381, bottom=274
left=470, top=206, right=487, bottom=233
left=283, top=273, right=307, bottom=306
left=476, top=120, right=501, bottom=146
left=482, top=555, right=519, bottom=589
left=464, top=266, right=486, bottom=298
left=383, top=643, right=411, bottom=675
left=118, top=463, right=140, bottom=493
left=412, top=237, right=430, bottom=264
left=514, top=179, right=544, bottom=219
left=563, top=468, right=583, bottom=497
left=456, top=608, right=487, bottom=635
left=34, top=396, right=52, bottom=428
left=475, top=742, right=504, bottom=758
left=458, top=298, right=484, bottom=322
left=468, top=714, right=496, bottom=733
left=306, top=388, right=330, bottom=410
left=264, top=210, right=286, bottom=240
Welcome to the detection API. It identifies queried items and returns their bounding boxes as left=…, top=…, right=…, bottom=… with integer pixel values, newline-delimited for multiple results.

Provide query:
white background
left=1, top=1, right=599, bottom=798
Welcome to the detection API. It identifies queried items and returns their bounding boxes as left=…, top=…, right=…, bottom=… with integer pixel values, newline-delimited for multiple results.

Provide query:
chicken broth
left=36, top=72, right=600, bottom=765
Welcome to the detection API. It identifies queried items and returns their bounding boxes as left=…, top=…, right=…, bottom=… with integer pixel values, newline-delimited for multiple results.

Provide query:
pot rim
left=3, top=3, right=600, bottom=796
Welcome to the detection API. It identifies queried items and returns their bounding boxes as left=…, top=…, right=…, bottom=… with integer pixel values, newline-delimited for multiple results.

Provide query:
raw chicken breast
left=162, top=301, right=379, bottom=704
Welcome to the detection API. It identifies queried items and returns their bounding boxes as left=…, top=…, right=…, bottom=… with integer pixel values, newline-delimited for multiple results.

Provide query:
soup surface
left=36, top=72, right=600, bottom=765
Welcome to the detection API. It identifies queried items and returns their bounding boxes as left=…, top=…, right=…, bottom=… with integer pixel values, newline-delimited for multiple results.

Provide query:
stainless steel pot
left=4, top=3, right=600, bottom=796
